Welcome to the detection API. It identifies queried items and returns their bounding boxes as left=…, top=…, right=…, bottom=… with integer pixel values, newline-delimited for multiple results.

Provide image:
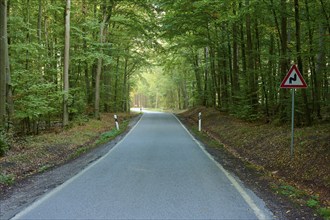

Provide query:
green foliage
left=229, top=103, right=262, bottom=122
left=0, top=131, right=10, bottom=156
left=147, top=0, right=330, bottom=124
left=68, top=88, right=87, bottom=116
left=276, top=185, right=305, bottom=198
left=38, top=164, right=53, bottom=173
left=96, top=120, right=129, bottom=145
left=272, top=183, right=330, bottom=218
left=69, top=146, right=89, bottom=160
left=306, top=199, right=319, bottom=208
left=5, top=0, right=155, bottom=133
left=96, top=129, right=120, bottom=145
left=72, top=115, right=90, bottom=126
left=14, top=82, right=61, bottom=120
left=3, top=0, right=329, bottom=132
left=318, top=208, right=330, bottom=219
left=0, top=173, right=15, bottom=185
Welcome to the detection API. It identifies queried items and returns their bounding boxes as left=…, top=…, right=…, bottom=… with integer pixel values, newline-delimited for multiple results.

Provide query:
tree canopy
left=0, top=0, right=329, bottom=135
left=135, top=0, right=330, bottom=125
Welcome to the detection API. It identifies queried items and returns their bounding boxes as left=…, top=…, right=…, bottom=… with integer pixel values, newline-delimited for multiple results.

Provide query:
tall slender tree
left=232, top=1, right=239, bottom=104
left=63, top=0, right=70, bottom=126
left=5, top=0, right=12, bottom=126
left=294, top=0, right=311, bottom=125
left=279, top=0, right=289, bottom=121
left=0, top=0, right=7, bottom=128
left=95, top=1, right=113, bottom=119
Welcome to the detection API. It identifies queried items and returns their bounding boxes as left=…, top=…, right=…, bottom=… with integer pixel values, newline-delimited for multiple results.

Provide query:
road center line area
left=12, top=112, right=274, bottom=220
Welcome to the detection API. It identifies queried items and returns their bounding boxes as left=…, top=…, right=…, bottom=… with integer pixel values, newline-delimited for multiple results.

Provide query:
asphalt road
left=12, top=112, right=273, bottom=219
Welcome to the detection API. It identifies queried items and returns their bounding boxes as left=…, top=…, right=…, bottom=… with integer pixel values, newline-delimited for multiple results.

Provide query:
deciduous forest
left=0, top=0, right=329, bottom=149
left=0, top=1, right=330, bottom=218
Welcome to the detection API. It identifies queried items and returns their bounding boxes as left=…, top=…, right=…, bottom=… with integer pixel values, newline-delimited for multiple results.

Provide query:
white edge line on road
left=11, top=114, right=145, bottom=220
left=173, top=114, right=267, bottom=220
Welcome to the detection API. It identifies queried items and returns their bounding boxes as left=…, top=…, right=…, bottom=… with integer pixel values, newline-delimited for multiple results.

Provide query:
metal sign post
left=290, top=89, right=295, bottom=157
left=280, top=64, right=307, bottom=158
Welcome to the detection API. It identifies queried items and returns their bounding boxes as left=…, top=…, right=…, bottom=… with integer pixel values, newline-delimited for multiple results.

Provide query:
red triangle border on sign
left=280, top=64, right=308, bottom=88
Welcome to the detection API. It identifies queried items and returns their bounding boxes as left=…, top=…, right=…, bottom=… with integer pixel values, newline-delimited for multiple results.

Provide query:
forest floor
left=0, top=113, right=136, bottom=188
left=178, top=106, right=330, bottom=219
left=0, top=112, right=141, bottom=219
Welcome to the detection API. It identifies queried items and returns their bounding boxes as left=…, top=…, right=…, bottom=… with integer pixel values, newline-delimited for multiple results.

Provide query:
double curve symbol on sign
left=280, top=64, right=307, bottom=89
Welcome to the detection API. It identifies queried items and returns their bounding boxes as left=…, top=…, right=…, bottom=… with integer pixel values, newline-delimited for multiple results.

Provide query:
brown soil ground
left=178, top=106, right=329, bottom=219
left=0, top=113, right=134, bottom=192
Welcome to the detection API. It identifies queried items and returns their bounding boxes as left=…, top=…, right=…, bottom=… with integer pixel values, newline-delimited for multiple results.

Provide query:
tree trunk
left=253, top=17, right=267, bottom=117
left=232, top=1, right=240, bottom=104
left=94, top=2, right=113, bottom=118
left=126, top=76, right=130, bottom=112
left=63, top=0, right=70, bottom=126
left=102, top=30, right=111, bottom=113
left=304, top=0, right=316, bottom=115
left=268, top=34, right=276, bottom=116
left=37, top=0, right=42, bottom=43
left=227, top=26, right=233, bottom=107
left=319, top=0, right=330, bottom=33
left=122, top=56, right=128, bottom=112
left=82, top=0, right=92, bottom=106
left=239, top=2, right=247, bottom=98
left=180, top=70, right=189, bottom=109
left=216, top=47, right=222, bottom=108
left=245, top=0, right=257, bottom=112
left=94, top=15, right=106, bottom=119
left=177, top=86, right=181, bottom=110
left=269, top=0, right=282, bottom=47
left=221, top=53, right=229, bottom=110
left=207, top=24, right=218, bottom=107
left=203, top=47, right=210, bottom=107
left=192, top=52, right=203, bottom=105
left=113, top=56, right=120, bottom=112
left=279, top=0, right=289, bottom=121
left=5, top=6, right=12, bottom=128
left=0, top=0, right=7, bottom=128
left=103, top=64, right=111, bottom=112
left=25, top=0, right=30, bottom=70
left=294, top=0, right=311, bottom=125
left=209, top=45, right=218, bottom=107
left=316, top=20, right=326, bottom=117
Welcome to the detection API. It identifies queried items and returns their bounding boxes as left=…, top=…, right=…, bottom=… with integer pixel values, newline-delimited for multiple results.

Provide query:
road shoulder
left=0, top=115, right=142, bottom=220
left=177, top=114, right=321, bottom=220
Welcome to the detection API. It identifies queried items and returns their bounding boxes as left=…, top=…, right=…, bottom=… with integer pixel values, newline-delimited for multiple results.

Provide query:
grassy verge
left=0, top=113, right=135, bottom=188
left=270, top=182, right=330, bottom=219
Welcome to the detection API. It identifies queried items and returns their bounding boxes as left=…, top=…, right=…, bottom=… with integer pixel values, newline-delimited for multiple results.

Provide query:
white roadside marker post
left=114, top=114, right=119, bottom=130
left=198, top=112, right=202, bottom=132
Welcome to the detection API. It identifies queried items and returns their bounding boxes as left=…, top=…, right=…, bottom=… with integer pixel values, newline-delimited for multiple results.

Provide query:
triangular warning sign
left=280, top=64, right=307, bottom=88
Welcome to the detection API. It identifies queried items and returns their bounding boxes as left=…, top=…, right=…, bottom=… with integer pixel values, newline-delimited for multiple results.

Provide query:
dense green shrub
left=0, top=130, right=9, bottom=156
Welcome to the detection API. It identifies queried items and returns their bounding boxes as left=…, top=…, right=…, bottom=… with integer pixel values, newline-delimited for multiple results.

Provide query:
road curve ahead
left=13, top=112, right=273, bottom=220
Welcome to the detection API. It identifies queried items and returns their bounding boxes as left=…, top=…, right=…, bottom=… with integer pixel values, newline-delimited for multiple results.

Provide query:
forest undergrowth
left=0, top=113, right=134, bottom=192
